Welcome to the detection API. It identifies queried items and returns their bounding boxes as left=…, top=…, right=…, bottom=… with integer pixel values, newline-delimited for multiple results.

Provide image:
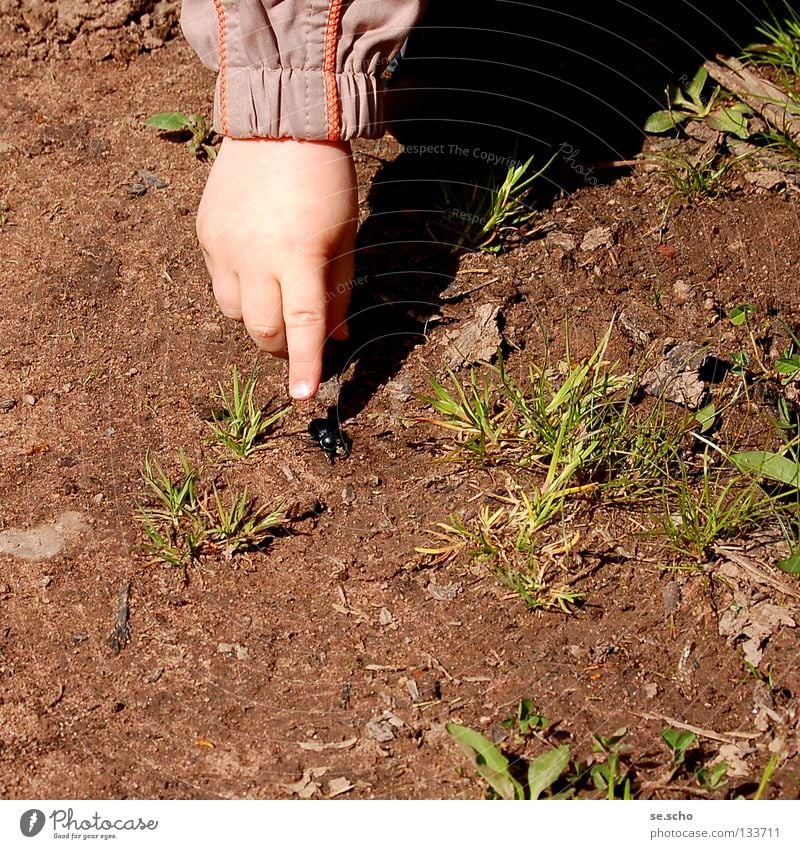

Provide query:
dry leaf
left=641, top=341, right=710, bottom=409
left=719, top=601, right=796, bottom=668
left=427, top=581, right=462, bottom=601
left=714, top=743, right=754, bottom=778
left=281, top=766, right=329, bottom=799
left=327, top=776, right=354, bottom=798
left=443, top=304, right=501, bottom=368
left=580, top=226, right=614, bottom=251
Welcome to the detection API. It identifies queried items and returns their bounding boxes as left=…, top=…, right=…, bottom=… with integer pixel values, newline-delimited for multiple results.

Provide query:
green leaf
left=775, top=354, right=800, bottom=377
left=729, top=304, right=756, bottom=326
left=687, top=67, right=709, bottom=105
left=144, top=111, right=191, bottom=131
left=707, top=107, right=750, bottom=139
left=592, top=727, right=628, bottom=753
left=590, top=763, right=610, bottom=790
left=446, top=723, right=523, bottom=800
left=695, top=402, right=717, bottom=433
left=710, top=762, right=729, bottom=786
left=778, top=551, right=800, bottom=574
left=662, top=727, right=696, bottom=763
left=731, top=451, right=800, bottom=488
left=644, top=110, right=693, bottom=133
left=528, top=746, right=571, bottom=800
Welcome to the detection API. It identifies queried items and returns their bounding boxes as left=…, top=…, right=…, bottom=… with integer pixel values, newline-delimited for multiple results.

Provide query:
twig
left=107, top=581, right=131, bottom=655
left=632, top=710, right=760, bottom=744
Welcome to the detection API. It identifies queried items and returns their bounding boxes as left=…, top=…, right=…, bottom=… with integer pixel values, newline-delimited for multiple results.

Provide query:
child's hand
left=196, top=137, right=358, bottom=399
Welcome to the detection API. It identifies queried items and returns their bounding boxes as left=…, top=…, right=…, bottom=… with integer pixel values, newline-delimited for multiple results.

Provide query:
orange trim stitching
left=323, top=0, right=345, bottom=140
left=213, top=0, right=229, bottom=136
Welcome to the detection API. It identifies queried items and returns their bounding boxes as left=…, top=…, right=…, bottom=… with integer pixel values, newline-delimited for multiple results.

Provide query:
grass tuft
left=208, top=362, right=290, bottom=458
left=137, top=450, right=286, bottom=575
left=743, top=1, right=800, bottom=76
left=433, top=153, right=556, bottom=253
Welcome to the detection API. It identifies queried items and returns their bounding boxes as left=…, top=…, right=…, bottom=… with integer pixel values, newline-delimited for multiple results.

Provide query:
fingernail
left=290, top=381, right=314, bottom=400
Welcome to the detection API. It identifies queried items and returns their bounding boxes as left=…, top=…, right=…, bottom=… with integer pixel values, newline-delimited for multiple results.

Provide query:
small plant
left=732, top=420, right=800, bottom=573
left=204, top=485, right=286, bottom=557
left=501, top=698, right=549, bottom=739
left=208, top=363, right=290, bottom=458
left=590, top=728, right=633, bottom=800
left=420, top=325, right=634, bottom=475
left=645, top=66, right=751, bottom=138
left=753, top=753, right=780, bottom=800
left=695, top=762, right=729, bottom=792
left=138, top=450, right=206, bottom=571
left=661, top=450, right=776, bottom=563
left=145, top=111, right=218, bottom=161
left=418, top=326, right=696, bottom=608
left=434, top=153, right=556, bottom=253
left=141, top=449, right=200, bottom=526
left=446, top=722, right=570, bottom=800
left=658, top=149, right=737, bottom=203
left=418, top=493, right=585, bottom=612
left=662, top=727, right=697, bottom=767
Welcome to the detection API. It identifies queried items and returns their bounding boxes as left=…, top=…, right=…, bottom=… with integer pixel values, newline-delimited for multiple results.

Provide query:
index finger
left=282, top=257, right=329, bottom=400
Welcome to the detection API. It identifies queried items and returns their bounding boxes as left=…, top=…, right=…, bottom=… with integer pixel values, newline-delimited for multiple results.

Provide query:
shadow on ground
left=328, top=0, right=795, bottom=419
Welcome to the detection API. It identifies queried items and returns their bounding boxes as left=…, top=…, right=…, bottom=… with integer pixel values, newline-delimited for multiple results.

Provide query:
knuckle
left=284, top=307, right=326, bottom=329
left=217, top=305, right=242, bottom=321
left=247, top=323, right=284, bottom=347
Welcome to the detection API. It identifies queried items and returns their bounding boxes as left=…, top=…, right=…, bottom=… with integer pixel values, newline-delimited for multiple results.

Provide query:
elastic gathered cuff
left=216, top=67, right=386, bottom=140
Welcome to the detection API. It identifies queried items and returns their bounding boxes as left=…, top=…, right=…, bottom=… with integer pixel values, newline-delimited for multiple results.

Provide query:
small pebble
left=136, top=169, right=169, bottom=189
left=341, top=485, right=356, bottom=505
left=201, top=321, right=223, bottom=343
left=672, top=280, right=693, bottom=306
left=644, top=682, right=659, bottom=699
left=23, top=394, right=36, bottom=406
left=662, top=581, right=681, bottom=616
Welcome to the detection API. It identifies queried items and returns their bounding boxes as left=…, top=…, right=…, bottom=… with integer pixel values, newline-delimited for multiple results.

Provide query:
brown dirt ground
left=1, top=6, right=799, bottom=800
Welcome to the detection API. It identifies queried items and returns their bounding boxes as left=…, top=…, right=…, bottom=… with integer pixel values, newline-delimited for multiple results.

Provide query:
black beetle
left=308, top=417, right=351, bottom=463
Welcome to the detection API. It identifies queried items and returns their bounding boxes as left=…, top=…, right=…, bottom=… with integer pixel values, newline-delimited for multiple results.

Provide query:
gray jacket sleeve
left=180, top=1, right=426, bottom=140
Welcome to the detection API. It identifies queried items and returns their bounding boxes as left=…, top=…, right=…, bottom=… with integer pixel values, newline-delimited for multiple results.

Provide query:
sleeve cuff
left=216, top=67, right=386, bottom=140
